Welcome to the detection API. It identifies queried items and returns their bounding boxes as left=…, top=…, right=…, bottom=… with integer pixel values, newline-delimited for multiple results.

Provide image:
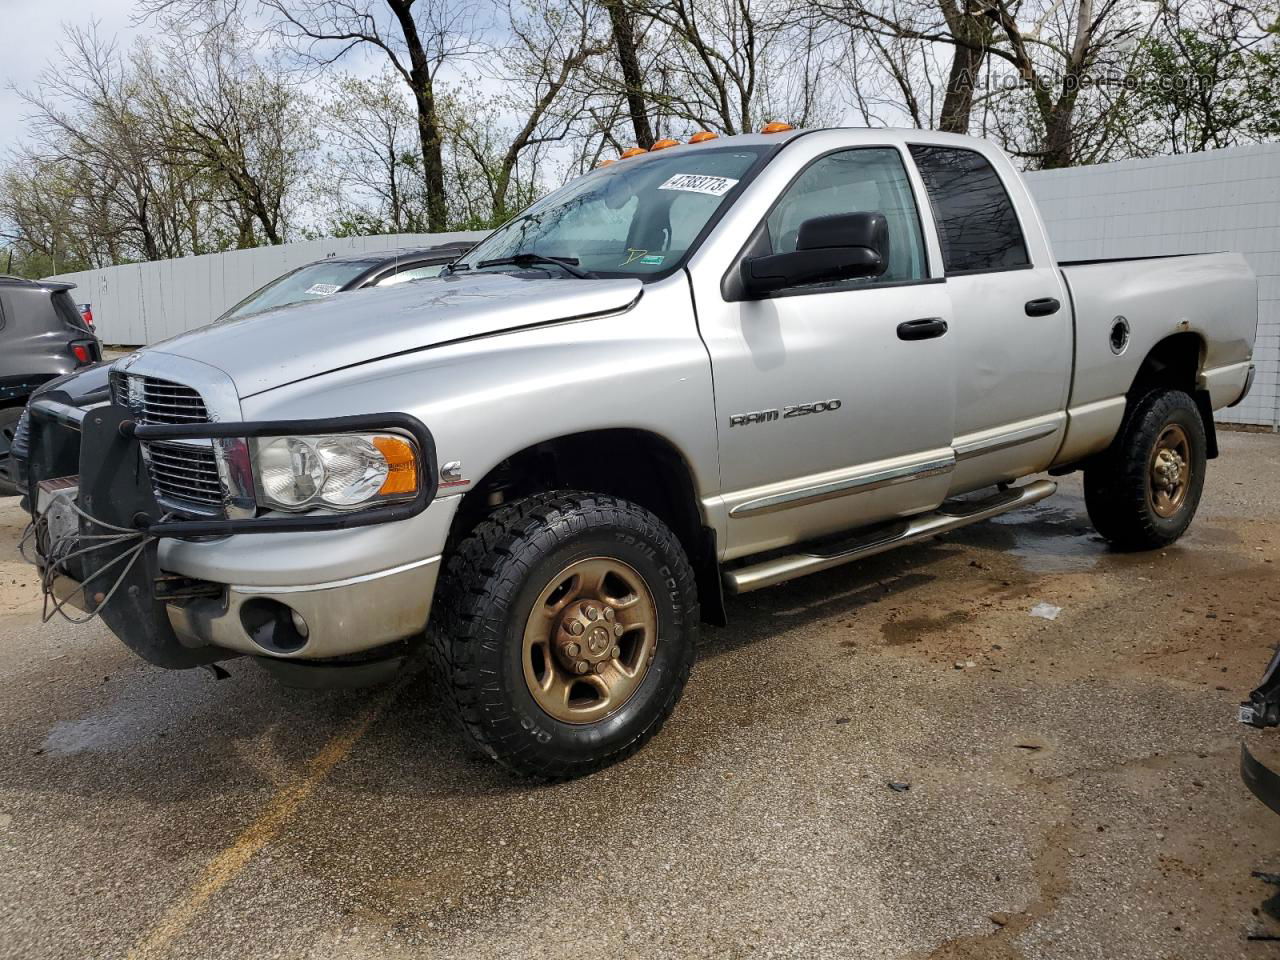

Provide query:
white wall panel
left=45, top=231, right=485, bottom=347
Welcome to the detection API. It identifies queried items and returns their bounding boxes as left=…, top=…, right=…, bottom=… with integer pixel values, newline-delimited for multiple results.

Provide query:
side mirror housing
left=740, top=211, right=889, bottom=298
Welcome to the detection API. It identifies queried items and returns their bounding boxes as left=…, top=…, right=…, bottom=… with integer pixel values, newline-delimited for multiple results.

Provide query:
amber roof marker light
left=688, top=131, right=719, bottom=143
left=619, top=147, right=648, bottom=159
left=761, top=121, right=794, bottom=134
left=650, top=137, right=680, bottom=150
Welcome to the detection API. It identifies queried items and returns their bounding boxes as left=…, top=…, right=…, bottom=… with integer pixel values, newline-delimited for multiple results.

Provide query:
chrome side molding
left=729, top=454, right=955, bottom=519
left=953, top=420, right=1061, bottom=462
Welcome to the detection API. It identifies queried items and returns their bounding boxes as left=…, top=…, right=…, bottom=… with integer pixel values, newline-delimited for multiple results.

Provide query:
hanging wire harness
left=19, top=490, right=159, bottom=625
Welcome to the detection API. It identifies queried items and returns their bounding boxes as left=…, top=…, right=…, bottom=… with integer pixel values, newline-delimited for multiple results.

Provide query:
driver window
left=766, top=148, right=927, bottom=285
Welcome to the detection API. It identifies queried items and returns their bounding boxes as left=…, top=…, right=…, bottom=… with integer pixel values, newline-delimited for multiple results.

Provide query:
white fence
left=46, top=231, right=485, bottom=346
left=43, top=142, right=1279, bottom=427
left=1026, top=142, right=1280, bottom=429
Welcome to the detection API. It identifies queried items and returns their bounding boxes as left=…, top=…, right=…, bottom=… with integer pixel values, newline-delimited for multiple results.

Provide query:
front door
left=690, top=142, right=956, bottom=560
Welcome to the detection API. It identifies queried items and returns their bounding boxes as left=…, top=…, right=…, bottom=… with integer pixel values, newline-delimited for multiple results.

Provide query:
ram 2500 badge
left=16, top=127, right=1258, bottom=779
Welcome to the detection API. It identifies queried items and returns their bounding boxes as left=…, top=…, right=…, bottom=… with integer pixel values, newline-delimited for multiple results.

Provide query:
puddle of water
left=962, top=503, right=1108, bottom=573
left=41, top=675, right=218, bottom=756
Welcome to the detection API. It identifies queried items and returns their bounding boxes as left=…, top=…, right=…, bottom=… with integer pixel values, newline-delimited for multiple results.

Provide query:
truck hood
left=143, top=272, right=643, bottom=398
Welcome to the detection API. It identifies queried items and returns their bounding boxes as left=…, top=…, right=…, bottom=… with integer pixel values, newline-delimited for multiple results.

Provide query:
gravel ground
left=1, top=431, right=1278, bottom=960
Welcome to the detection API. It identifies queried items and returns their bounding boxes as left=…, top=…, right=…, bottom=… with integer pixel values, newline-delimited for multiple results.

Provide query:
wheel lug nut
left=575, top=661, right=590, bottom=674
left=568, top=621, right=584, bottom=636
left=610, top=645, right=621, bottom=658
left=613, top=624, right=623, bottom=637
left=584, top=605, right=598, bottom=620
left=565, top=642, right=580, bottom=658
left=603, top=607, right=615, bottom=622
left=596, top=661, right=608, bottom=674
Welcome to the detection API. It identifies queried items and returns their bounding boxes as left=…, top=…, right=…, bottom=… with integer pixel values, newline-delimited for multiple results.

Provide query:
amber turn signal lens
left=688, top=131, right=719, bottom=143
left=760, top=121, right=794, bottom=134
left=597, top=158, right=615, bottom=167
left=619, top=147, right=648, bottom=158
left=650, top=138, right=680, bottom=150
left=373, top=435, right=418, bottom=495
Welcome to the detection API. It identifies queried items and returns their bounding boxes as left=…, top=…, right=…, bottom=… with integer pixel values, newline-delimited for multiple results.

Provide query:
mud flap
left=77, top=406, right=231, bottom=670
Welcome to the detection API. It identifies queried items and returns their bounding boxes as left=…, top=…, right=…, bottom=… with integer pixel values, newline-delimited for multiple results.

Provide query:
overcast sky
left=0, top=0, right=144, bottom=151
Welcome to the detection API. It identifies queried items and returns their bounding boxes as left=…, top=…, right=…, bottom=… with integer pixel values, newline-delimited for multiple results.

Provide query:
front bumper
left=166, top=555, right=442, bottom=659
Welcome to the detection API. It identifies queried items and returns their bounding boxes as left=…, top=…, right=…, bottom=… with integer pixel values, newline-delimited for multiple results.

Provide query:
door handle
left=897, top=317, right=948, bottom=341
left=1025, top=297, right=1061, bottom=317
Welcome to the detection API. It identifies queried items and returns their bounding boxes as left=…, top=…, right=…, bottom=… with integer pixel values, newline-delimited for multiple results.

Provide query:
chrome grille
left=111, top=371, right=225, bottom=512
left=11, top=408, right=30, bottom=460
left=144, top=441, right=224, bottom=508
left=133, top=376, right=210, bottom=424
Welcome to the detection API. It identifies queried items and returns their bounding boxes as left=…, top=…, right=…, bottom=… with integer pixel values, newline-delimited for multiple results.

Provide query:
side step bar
left=723, top=479, right=1057, bottom=594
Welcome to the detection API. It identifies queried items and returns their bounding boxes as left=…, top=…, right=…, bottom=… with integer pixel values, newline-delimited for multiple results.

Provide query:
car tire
left=0, top=406, right=22, bottom=497
left=430, top=491, right=698, bottom=780
left=1083, top=387, right=1207, bottom=550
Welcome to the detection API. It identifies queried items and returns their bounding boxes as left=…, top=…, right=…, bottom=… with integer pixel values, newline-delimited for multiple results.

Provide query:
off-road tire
left=0, top=406, right=23, bottom=497
left=430, top=491, right=699, bottom=780
left=1084, top=388, right=1207, bottom=550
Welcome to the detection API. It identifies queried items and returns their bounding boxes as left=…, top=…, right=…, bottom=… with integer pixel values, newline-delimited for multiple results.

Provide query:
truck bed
left=1052, top=252, right=1257, bottom=465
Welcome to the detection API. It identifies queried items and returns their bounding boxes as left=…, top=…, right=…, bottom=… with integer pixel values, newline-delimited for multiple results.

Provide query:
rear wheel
left=0, top=406, right=23, bottom=497
left=1084, top=388, right=1207, bottom=550
left=431, top=491, right=698, bottom=780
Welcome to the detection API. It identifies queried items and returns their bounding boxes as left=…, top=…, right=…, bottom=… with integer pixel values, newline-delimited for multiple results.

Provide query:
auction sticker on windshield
left=306, top=283, right=341, bottom=296
left=658, top=174, right=739, bottom=197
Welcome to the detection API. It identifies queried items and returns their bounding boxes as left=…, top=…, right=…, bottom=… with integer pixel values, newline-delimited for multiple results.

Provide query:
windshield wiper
left=471, top=253, right=597, bottom=279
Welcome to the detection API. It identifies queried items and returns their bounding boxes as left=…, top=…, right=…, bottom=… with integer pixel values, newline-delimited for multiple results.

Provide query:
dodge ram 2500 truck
left=17, top=127, right=1258, bottom=779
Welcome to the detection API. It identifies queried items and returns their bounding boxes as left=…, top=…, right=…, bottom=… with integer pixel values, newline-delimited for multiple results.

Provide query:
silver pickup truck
left=17, top=128, right=1258, bottom=779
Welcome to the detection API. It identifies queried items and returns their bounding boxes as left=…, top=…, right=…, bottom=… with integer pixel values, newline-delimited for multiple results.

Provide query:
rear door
left=907, top=144, right=1072, bottom=492
left=687, top=135, right=957, bottom=560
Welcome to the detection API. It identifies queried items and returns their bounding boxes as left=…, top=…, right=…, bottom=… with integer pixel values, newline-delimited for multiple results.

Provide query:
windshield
left=218, top=259, right=380, bottom=321
left=460, top=145, right=771, bottom=278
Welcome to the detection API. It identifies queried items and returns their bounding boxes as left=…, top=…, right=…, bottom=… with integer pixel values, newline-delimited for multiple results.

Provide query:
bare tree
left=601, top=0, right=657, bottom=147
left=140, top=18, right=314, bottom=246
left=139, top=0, right=483, bottom=230
left=14, top=24, right=215, bottom=261
left=317, top=70, right=429, bottom=233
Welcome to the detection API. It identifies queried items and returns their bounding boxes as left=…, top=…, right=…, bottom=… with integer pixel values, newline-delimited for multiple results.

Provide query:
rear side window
left=51, top=290, right=91, bottom=332
left=373, top=262, right=448, bottom=287
left=908, top=146, right=1030, bottom=274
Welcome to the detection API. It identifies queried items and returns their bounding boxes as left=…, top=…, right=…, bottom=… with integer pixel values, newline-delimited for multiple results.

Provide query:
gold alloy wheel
left=522, top=557, right=658, bottom=724
left=1149, top=423, right=1192, bottom=518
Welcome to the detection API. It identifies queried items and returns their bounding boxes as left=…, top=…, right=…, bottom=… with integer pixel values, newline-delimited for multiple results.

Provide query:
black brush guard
left=26, top=402, right=437, bottom=669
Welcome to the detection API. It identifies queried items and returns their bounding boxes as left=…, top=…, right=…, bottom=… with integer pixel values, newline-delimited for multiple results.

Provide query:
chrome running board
left=723, top=479, right=1057, bottom=594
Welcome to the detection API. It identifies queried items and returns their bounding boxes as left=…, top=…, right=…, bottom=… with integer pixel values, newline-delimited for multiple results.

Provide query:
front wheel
left=431, top=492, right=699, bottom=780
left=1083, top=387, right=1207, bottom=550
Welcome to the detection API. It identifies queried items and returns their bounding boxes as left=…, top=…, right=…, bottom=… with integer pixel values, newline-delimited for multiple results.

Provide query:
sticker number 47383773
left=657, top=174, right=740, bottom=197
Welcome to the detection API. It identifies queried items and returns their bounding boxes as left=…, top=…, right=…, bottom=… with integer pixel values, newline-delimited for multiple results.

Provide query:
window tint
left=374, top=262, right=448, bottom=287
left=908, top=145, right=1029, bottom=274
left=765, top=147, right=927, bottom=286
left=51, top=290, right=91, bottom=333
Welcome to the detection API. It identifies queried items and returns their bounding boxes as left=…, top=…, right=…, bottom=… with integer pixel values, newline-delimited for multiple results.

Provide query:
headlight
left=252, top=433, right=419, bottom=512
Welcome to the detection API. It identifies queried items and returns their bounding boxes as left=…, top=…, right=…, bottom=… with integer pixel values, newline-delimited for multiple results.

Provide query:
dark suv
left=0, top=276, right=102, bottom=495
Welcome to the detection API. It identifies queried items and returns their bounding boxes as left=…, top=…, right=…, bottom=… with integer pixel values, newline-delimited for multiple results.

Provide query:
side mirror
left=740, top=211, right=889, bottom=298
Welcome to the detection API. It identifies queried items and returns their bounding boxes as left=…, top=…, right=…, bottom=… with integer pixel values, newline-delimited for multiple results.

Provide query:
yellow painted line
left=124, top=682, right=402, bottom=960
